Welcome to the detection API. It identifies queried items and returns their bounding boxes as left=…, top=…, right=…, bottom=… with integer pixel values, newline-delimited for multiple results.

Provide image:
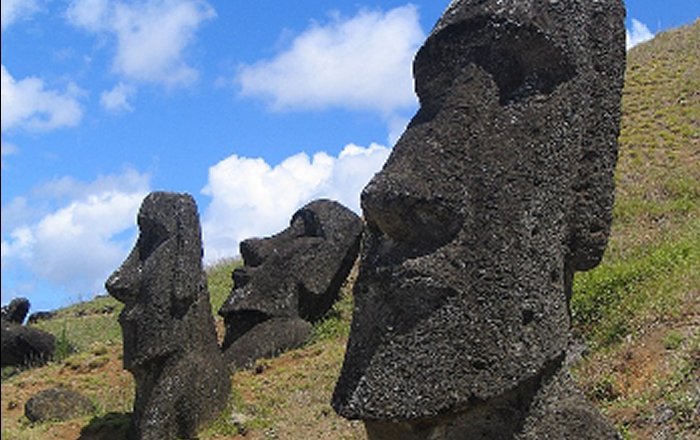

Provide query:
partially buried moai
left=332, top=0, right=626, bottom=439
left=106, top=192, right=230, bottom=440
left=218, top=199, right=363, bottom=370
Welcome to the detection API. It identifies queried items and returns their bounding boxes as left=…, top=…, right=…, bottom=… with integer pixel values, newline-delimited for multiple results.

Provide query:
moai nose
left=105, top=267, right=137, bottom=304
left=361, top=171, right=462, bottom=251
left=239, top=238, right=266, bottom=267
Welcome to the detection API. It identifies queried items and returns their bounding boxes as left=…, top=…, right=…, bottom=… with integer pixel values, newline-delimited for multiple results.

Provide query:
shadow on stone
left=78, top=412, right=131, bottom=440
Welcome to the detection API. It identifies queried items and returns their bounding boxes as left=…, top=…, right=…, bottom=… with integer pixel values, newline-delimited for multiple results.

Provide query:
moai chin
left=332, top=0, right=626, bottom=438
left=106, top=192, right=230, bottom=440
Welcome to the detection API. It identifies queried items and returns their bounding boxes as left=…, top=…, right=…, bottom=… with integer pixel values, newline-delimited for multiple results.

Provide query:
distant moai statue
left=332, top=0, right=626, bottom=438
left=106, top=192, right=229, bottom=440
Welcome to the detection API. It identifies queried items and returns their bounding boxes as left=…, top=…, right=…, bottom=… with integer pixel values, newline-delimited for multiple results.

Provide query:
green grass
left=309, top=283, right=354, bottom=344
left=572, top=219, right=699, bottom=348
left=206, top=258, right=241, bottom=315
left=28, top=296, right=123, bottom=354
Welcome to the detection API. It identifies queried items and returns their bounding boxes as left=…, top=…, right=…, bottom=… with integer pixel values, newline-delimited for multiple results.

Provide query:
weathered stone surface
left=363, top=358, right=621, bottom=439
left=78, top=412, right=131, bottom=440
left=1, top=297, right=30, bottom=324
left=333, top=0, right=625, bottom=437
left=219, top=199, right=362, bottom=369
left=106, top=192, right=230, bottom=440
left=1, top=320, right=55, bottom=367
left=25, top=387, right=94, bottom=422
left=222, top=317, right=312, bottom=369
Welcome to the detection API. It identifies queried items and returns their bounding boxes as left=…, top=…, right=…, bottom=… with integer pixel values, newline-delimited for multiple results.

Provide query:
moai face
left=106, top=192, right=204, bottom=370
left=333, top=0, right=625, bottom=421
left=219, top=199, right=362, bottom=348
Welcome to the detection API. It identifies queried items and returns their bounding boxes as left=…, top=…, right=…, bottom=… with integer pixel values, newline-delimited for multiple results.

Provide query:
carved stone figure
left=219, top=199, right=362, bottom=369
left=106, top=192, right=229, bottom=440
left=332, top=0, right=626, bottom=438
left=1, top=297, right=55, bottom=368
left=1, top=297, right=30, bottom=324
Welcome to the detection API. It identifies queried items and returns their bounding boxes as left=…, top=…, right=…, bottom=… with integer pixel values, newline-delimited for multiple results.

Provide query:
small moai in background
left=106, top=192, right=230, bottom=440
left=219, top=199, right=363, bottom=369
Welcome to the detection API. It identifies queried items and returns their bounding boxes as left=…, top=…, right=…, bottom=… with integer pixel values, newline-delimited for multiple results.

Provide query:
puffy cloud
left=1, top=0, right=39, bottom=31
left=1, top=64, right=83, bottom=132
left=626, top=18, right=654, bottom=50
left=201, top=143, right=390, bottom=262
left=66, top=0, right=216, bottom=87
left=236, top=5, right=423, bottom=116
left=1, top=169, right=150, bottom=301
left=65, top=0, right=109, bottom=30
left=100, top=82, right=136, bottom=112
left=31, top=167, right=150, bottom=201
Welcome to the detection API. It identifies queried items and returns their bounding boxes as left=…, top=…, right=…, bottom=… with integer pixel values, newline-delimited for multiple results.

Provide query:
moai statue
left=332, top=0, right=626, bottom=439
left=106, top=192, right=230, bottom=440
left=219, top=199, right=363, bottom=369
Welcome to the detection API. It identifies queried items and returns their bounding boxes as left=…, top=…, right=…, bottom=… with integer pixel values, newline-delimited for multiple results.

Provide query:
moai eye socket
left=415, top=17, right=576, bottom=109
left=290, top=207, right=324, bottom=238
left=136, top=216, right=169, bottom=262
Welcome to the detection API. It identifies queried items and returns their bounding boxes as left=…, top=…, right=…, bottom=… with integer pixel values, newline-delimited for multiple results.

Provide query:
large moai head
left=333, top=0, right=625, bottom=426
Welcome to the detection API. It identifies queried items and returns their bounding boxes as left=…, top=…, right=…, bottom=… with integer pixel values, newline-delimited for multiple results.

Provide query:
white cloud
left=1, top=64, right=83, bottom=132
left=32, top=167, right=150, bottom=201
left=66, top=0, right=216, bottom=87
left=1, top=169, right=150, bottom=298
left=236, top=5, right=423, bottom=116
left=1, top=0, right=39, bottom=31
left=201, top=143, right=390, bottom=262
left=626, top=18, right=655, bottom=50
left=100, top=82, right=136, bottom=112
left=1, top=140, right=19, bottom=169
left=65, top=0, right=109, bottom=30
left=0, top=196, right=31, bottom=236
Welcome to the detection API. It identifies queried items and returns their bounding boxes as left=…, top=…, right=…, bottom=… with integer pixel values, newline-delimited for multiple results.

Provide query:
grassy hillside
left=569, top=19, right=699, bottom=439
left=2, top=20, right=699, bottom=440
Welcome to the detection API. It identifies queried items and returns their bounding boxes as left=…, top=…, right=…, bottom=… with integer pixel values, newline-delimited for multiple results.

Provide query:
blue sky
left=2, top=0, right=699, bottom=312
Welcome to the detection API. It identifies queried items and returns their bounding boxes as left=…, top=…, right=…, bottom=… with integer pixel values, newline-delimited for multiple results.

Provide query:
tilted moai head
left=333, top=0, right=625, bottom=432
left=106, top=192, right=229, bottom=440
left=219, top=199, right=363, bottom=368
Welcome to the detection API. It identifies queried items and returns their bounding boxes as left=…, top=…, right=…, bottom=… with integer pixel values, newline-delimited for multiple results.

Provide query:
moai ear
left=171, top=194, right=203, bottom=317
left=567, top=1, right=625, bottom=272
left=568, top=144, right=617, bottom=272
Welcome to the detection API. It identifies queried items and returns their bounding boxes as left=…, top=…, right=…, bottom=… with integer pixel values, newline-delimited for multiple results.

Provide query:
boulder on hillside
left=219, top=199, right=363, bottom=369
left=25, top=387, right=94, bottom=422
